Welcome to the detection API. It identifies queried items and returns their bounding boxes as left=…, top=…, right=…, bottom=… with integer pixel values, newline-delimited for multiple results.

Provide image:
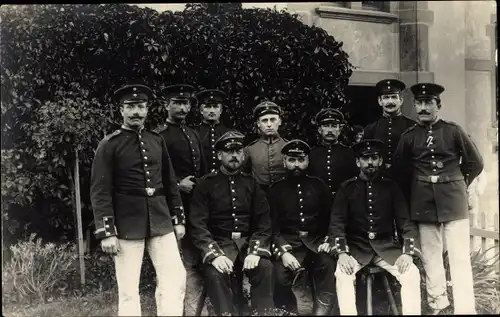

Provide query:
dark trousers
left=203, top=257, right=274, bottom=315
left=274, top=249, right=338, bottom=315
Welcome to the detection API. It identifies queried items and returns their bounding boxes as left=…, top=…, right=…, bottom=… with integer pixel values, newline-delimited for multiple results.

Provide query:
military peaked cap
left=375, top=79, right=406, bottom=95
left=253, top=101, right=282, bottom=118
left=113, top=84, right=153, bottom=104
left=161, top=84, right=196, bottom=101
left=410, top=83, right=445, bottom=99
left=196, top=89, right=227, bottom=105
left=353, top=139, right=385, bottom=157
left=315, top=108, right=344, bottom=125
left=281, top=139, right=311, bottom=157
left=214, top=130, right=245, bottom=151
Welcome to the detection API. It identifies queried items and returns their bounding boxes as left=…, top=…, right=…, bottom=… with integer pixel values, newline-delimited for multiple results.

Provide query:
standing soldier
left=154, top=84, right=207, bottom=316
left=270, top=139, right=337, bottom=315
left=321, top=139, right=422, bottom=315
left=195, top=89, right=231, bottom=174
left=91, top=84, right=186, bottom=316
left=244, top=101, right=288, bottom=193
left=308, top=108, right=358, bottom=197
left=189, top=130, right=274, bottom=316
left=364, top=79, right=416, bottom=197
left=394, top=83, right=484, bottom=314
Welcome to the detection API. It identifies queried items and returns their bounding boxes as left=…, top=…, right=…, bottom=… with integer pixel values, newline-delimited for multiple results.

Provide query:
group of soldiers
left=90, top=78, right=484, bottom=316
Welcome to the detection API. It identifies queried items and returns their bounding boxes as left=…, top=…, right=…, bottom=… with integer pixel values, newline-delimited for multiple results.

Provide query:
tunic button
left=142, top=149, right=146, bottom=152
left=192, top=149, right=195, bottom=152
left=232, top=189, right=235, bottom=193
left=232, top=198, right=236, bottom=201
left=233, top=206, right=236, bottom=209
left=144, top=156, right=148, bottom=160
left=297, top=184, right=301, bottom=188
left=368, top=199, right=372, bottom=202
left=369, top=213, right=373, bottom=216
left=432, top=156, right=435, bottom=159
left=301, top=219, right=305, bottom=222
left=235, top=226, right=238, bottom=229
left=144, top=164, right=148, bottom=167
left=370, top=219, right=373, bottom=222
left=299, top=198, right=303, bottom=202
left=327, top=161, right=330, bottom=164
left=431, top=149, right=435, bottom=152
left=300, top=205, right=304, bottom=208
left=147, top=179, right=151, bottom=182
left=300, top=213, right=303, bottom=216
left=433, top=169, right=437, bottom=172
left=235, top=219, right=238, bottom=222
left=369, top=206, right=373, bottom=209
left=298, top=191, right=302, bottom=195
left=146, top=171, right=150, bottom=174
left=432, top=162, right=436, bottom=165
left=327, top=156, right=331, bottom=159
left=141, top=142, right=144, bottom=145
left=327, top=166, right=330, bottom=170
left=232, top=213, right=235, bottom=216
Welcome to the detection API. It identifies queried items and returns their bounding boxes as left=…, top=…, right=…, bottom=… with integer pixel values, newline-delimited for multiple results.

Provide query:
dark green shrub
left=1, top=4, right=352, bottom=241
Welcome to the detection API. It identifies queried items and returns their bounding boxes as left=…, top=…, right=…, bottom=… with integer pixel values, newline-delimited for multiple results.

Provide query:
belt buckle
left=430, top=176, right=439, bottom=183
left=231, top=232, right=241, bottom=240
left=298, top=231, right=308, bottom=238
left=368, top=232, right=376, bottom=240
left=145, top=187, right=156, bottom=196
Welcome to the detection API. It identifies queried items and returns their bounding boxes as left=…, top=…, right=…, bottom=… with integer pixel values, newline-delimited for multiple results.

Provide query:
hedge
left=0, top=3, right=352, bottom=242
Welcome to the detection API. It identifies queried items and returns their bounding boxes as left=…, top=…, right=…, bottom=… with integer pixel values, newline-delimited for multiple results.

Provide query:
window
left=361, top=1, right=390, bottom=12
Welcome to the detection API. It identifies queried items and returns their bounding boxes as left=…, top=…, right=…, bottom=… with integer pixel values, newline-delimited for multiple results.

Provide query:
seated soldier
left=270, top=139, right=337, bottom=315
left=189, top=130, right=274, bottom=316
left=319, top=139, right=422, bottom=315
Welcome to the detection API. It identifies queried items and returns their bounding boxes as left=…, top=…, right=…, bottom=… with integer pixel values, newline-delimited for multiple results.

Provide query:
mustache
left=130, top=116, right=144, bottom=119
left=229, top=158, right=239, bottom=163
left=418, top=111, right=431, bottom=115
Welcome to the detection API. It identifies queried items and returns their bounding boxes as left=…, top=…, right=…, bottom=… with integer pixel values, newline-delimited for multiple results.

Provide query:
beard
left=287, top=167, right=306, bottom=177
left=223, top=159, right=242, bottom=172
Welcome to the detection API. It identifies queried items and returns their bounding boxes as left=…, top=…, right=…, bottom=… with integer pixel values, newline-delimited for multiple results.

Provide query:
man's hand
left=243, top=254, right=261, bottom=271
left=179, top=176, right=196, bottom=193
left=101, top=236, right=120, bottom=255
left=318, top=242, right=332, bottom=254
left=281, top=252, right=301, bottom=271
left=337, top=253, right=357, bottom=275
left=174, top=225, right=185, bottom=240
left=395, top=254, right=413, bottom=274
left=212, top=256, right=234, bottom=274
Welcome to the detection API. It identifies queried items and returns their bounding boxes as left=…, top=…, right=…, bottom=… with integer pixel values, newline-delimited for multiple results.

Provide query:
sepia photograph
left=1, top=1, right=498, bottom=316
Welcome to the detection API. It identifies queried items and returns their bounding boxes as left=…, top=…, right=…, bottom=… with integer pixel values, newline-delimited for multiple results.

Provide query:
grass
left=3, top=245, right=499, bottom=316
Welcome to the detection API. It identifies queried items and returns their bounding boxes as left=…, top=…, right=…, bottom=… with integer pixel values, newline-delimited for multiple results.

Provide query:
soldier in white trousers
left=320, top=139, right=422, bottom=315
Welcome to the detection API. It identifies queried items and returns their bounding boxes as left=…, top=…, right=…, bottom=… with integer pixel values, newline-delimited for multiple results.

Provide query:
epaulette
left=103, top=129, right=122, bottom=141
left=341, top=176, right=358, bottom=187
left=441, top=119, right=458, bottom=126
left=246, top=138, right=259, bottom=147
left=200, top=170, right=218, bottom=181
left=241, top=171, right=253, bottom=178
left=400, top=124, right=416, bottom=136
left=153, top=123, right=169, bottom=134
left=269, top=176, right=286, bottom=188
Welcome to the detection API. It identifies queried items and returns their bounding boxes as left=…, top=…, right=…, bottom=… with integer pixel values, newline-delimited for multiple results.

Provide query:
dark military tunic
left=363, top=114, right=416, bottom=168
left=393, top=119, right=484, bottom=223
left=155, top=121, right=207, bottom=182
left=244, top=135, right=288, bottom=189
left=189, top=170, right=272, bottom=263
left=90, top=127, right=184, bottom=240
left=270, top=175, right=333, bottom=257
left=270, top=175, right=337, bottom=314
left=307, top=142, right=359, bottom=196
left=189, top=169, right=274, bottom=315
left=328, top=176, right=420, bottom=266
left=196, top=121, right=231, bottom=173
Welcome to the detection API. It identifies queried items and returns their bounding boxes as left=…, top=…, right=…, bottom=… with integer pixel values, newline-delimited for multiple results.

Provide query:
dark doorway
left=343, top=85, right=382, bottom=127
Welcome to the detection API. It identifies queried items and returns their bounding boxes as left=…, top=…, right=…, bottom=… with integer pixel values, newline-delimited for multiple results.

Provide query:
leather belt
left=348, top=231, right=392, bottom=240
left=212, top=230, right=249, bottom=240
left=415, top=174, right=464, bottom=184
left=116, top=187, right=165, bottom=197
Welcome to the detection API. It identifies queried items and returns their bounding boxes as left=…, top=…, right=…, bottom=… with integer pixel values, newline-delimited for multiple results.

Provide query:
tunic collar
left=260, top=134, right=282, bottom=144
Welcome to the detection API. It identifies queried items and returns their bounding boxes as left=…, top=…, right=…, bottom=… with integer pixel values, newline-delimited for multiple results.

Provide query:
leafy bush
left=1, top=3, right=352, bottom=242
left=2, top=234, right=77, bottom=304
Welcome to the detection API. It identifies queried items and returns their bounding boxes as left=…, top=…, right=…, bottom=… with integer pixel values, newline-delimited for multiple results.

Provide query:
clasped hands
left=211, top=254, right=261, bottom=274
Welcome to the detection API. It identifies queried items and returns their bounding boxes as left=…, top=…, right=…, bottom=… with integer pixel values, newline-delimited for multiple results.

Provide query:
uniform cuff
left=271, top=242, right=292, bottom=258
left=334, top=236, right=349, bottom=254
left=94, top=216, right=118, bottom=239
left=403, top=237, right=421, bottom=257
left=248, top=240, right=271, bottom=258
left=202, top=242, right=225, bottom=264
left=172, top=206, right=185, bottom=225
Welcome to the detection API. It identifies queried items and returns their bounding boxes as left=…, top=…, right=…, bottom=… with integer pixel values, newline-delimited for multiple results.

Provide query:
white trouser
left=114, top=232, right=187, bottom=316
left=419, top=219, right=476, bottom=314
left=335, top=255, right=421, bottom=315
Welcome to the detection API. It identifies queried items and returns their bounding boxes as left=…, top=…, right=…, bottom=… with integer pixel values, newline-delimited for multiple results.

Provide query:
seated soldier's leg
left=334, top=257, right=362, bottom=315
left=372, top=255, right=421, bottom=315
left=114, top=239, right=145, bottom=316
left=203, top=263, right=236, bottom=315
left=273, top=259, right=298, bottom=313
left=180, top=239, right=205, bottom=316
left=307, top=252, right=338, bottom=315
left=147, top=232, right=186, bottom=316
left=245, top=258, right=275, bottom=314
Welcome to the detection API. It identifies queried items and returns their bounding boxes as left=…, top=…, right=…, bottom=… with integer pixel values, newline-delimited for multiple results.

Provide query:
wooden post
left=74, top=148, right=85, bottom=286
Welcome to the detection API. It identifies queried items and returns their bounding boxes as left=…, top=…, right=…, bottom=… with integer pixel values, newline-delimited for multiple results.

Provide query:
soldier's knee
left=273, top=263, right=291, bottom=286
left=401, top=263, right=420, bottom=282
left=316, top=253, right=336, bottom=269
left=204, top=265, right=225, bottom=282
left=257, top=258, right=274, bottom=276
left=334, top=268, right=355, bottom=281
